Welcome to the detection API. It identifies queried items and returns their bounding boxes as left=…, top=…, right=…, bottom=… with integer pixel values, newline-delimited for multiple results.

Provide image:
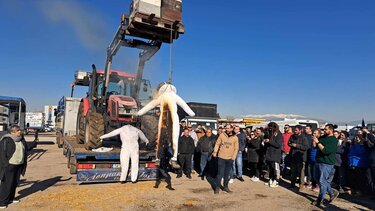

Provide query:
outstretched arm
left=137, top=98, right=160, bottom=116
left=100, top=128, right=123, bottom=140
left=138, top=130, right=150, bottom=145
left=175, top=95, right=195, bottom=116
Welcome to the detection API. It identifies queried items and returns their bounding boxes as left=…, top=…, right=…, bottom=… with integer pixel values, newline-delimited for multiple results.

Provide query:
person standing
left=154, top=130, right=175, bottom=191
left=305, top=125, right=314, bottom=187
left=312, top=124, right=339, bottom=207
left=100, top=125, right=149, bottom=183
left=362, top=127, right=375, bottom=196
left=0, top=125, right=37, bottom=208
left=195, top=124, right=206, bottom=141
left=347, top=130, right=369, bottom=196
left=247, top=131, right=262, bottom=182
left=176, top=128, right=195, bottom=179
left=310, top=129, right=321, bottom=192
left=264, top=122, right=283, bottom=188
left=330, top=132, right=350, bottom=193
left=196, top=128, right=216, bottom=179
left=231, top=126, right=246, bottom=182
left=282, top=125, right=293, bottom=177
left=179, top=121, right=187, bottom=135
left=212, top=124, right=238, bottom=194
left=186, top=124, right=198, bottom=172
left=288, top=125, right=309, bottom=191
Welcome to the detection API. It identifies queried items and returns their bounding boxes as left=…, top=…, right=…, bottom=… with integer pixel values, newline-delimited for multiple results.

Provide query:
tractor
left=74, top=8, right=183, bottom=150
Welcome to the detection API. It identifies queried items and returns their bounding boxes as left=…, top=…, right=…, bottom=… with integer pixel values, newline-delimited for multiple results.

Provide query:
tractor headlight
left=118, top=105, right=137, bottom=115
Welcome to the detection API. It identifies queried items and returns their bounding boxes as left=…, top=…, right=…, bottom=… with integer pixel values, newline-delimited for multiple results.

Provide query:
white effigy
left=137, top=82, right=195, bottom=166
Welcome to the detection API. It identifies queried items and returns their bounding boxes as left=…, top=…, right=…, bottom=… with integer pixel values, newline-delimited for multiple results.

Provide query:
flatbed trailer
left=62, top=136, right=158, bottom=183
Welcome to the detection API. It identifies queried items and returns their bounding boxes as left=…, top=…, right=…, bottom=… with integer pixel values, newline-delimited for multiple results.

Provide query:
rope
left=168, top=24, right=174, bottom=83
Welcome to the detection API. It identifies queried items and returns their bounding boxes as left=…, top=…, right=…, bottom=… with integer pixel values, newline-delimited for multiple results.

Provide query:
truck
left=0, top=96, right=26, bottom=137
left=44, top=105, right=57, bottom=131
left=25, top=112, right=44, bottom=134
left=56, top=97, right=157, bottom=183
left=178, top=102, right=220, bottom=134
left=56, top=1, right=184, bottom=183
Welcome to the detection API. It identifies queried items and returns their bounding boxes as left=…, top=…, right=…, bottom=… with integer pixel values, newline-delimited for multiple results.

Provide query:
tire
left=140, top=114, right=158, bottom=144
left=76, top=101, right=85, bottom=144
left=83, top=112, right=105, bottom=150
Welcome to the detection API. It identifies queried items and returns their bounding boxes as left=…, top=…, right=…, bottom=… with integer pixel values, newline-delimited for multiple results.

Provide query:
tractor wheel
left=84, top=112, right=105, bottom=150
left=140, top=114, right=158, bottom=145
left=76, top=101, right=85, bottom=144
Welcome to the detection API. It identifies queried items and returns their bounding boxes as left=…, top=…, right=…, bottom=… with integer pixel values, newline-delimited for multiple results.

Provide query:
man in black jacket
left=177, top=128, right=195, bottom=179
left=0, top=125, right=37, bottom=208
left=288, top=125, right=309, bottom=191
left=196, top=128, right=216, bottom=179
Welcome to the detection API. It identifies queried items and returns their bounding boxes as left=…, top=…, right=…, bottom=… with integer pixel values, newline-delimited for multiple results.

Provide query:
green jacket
left=316, top=136, right=338, bottom=165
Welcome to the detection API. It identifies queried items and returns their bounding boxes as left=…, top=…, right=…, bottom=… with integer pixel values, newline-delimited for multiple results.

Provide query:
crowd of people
left=173, top=121, right=375, bottom=207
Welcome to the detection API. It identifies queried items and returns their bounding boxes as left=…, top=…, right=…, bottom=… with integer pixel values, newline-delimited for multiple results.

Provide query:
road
left=5, top=133, right=375, bottom=211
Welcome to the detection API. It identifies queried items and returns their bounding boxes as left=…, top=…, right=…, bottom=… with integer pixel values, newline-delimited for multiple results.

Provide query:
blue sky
left=0, top=0, right=374, bottom=122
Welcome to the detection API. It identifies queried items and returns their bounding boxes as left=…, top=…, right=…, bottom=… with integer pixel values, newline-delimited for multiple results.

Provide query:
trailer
left=62, top=136, right=157, bottom=183
left=57, top=97, right=157, bottom=183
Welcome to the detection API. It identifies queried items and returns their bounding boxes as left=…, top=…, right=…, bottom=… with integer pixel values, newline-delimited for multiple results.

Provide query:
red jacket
left=282, top=132, right=293, bottom=153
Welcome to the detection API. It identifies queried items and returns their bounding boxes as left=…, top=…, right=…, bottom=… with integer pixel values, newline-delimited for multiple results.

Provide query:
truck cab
left=0, top=96, right=26, bottom=137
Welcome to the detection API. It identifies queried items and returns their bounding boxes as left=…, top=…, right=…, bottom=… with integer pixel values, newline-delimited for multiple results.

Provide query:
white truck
left=25, top=112, right=44, bottom=134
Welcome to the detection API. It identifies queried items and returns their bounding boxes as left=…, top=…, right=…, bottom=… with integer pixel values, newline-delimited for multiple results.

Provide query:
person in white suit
left=99, top=125, right=149, bottom=183
left=137, top=82, right=195, bottom=168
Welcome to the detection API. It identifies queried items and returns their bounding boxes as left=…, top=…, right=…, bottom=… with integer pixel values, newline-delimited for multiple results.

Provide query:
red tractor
left=74, top=68, right=158, bottom=150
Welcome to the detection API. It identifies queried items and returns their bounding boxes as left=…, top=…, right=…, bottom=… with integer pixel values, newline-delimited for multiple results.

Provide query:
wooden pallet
left=127, top=12, right=184, bottom=43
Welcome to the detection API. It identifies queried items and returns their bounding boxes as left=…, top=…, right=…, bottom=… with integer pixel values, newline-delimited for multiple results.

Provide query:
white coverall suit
left=100, top=125, right=149, bottom=182
left=137, top=83, right=195, bottom=162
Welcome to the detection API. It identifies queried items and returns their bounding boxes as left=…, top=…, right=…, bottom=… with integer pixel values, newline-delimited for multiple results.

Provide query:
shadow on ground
left=17, top=176, right=72, bottom=200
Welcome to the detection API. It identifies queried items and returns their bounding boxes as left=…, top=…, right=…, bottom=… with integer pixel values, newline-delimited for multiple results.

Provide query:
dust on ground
left=5, top=133, right=375, bottom=211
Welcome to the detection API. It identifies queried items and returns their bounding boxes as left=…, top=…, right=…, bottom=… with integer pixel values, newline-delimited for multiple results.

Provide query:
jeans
left=291, top=162, right=304, bottom=185
left=249, top=162, right=260, bottom=178
left=177, top=154, right=193, bottom=176
left=368, top=167, right=375, bottom=194
left=216, top=158, right=234, bottom=188
left=232, top=151, right=243, bottom=178
left=191, top=154, right=194, bottom=170
left=200, top=153, right=212, bottom=175
left=267, top=161, right=280, bottom=182
left=315, top=163, right=334, bottom=200
left=309, top=162, right=317, bottom=186
left=306, top=161, right=313, bottom=183
left=281, top=153, right=290, bottom=176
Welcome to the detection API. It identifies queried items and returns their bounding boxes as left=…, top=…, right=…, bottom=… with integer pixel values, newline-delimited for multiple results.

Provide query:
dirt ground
left=5, top=133, right=375, bottom=211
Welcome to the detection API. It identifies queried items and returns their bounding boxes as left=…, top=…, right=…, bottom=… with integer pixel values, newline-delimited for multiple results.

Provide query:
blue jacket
left=309, top=147, right=318, bottom=163
left=348, top=142, right=369, bottom=168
